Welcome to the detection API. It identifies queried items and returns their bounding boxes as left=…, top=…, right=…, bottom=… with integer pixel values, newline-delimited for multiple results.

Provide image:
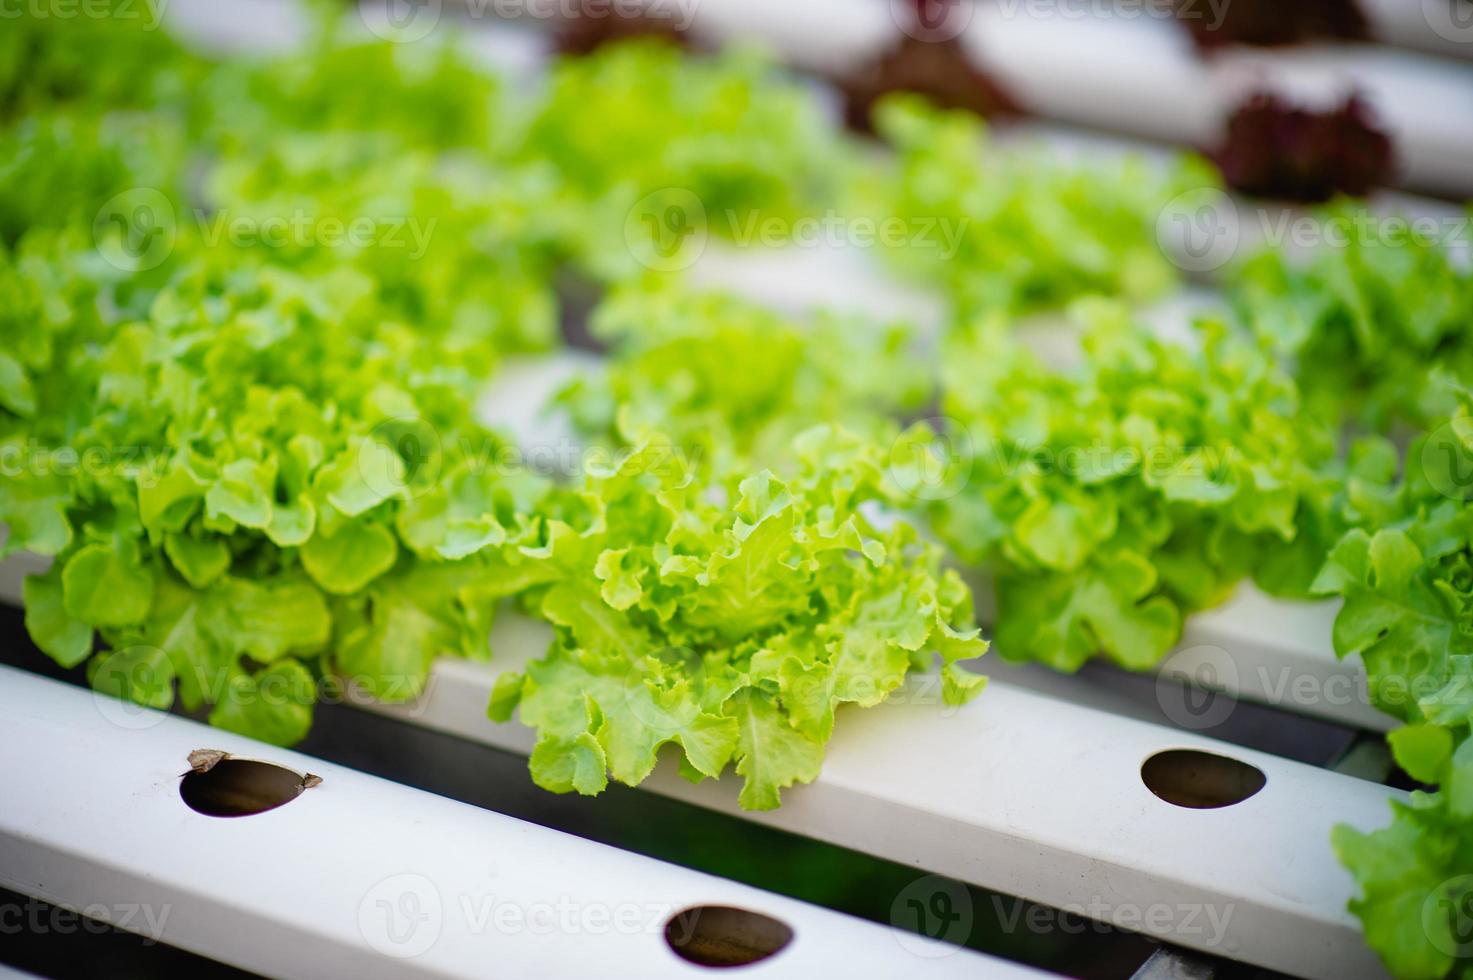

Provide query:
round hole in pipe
left=1141, top=749, right=1266, bottom=809
left=664, top=905, right=793, bottom=968
left=180, top=758, right=314, bottom=817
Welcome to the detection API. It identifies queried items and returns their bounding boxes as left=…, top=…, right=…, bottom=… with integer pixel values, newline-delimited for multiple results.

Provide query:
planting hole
left=665, top=905, right=793, bottom=968
left=180, top=755, right=319, bottom=817
left=1141, top=749, right=1265, bottom=809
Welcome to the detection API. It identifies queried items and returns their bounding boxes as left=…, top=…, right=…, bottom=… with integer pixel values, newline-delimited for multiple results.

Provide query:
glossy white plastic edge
left=965, top=571, right=1393, bottom=733
left=0, top=665, right=1038, bottom=980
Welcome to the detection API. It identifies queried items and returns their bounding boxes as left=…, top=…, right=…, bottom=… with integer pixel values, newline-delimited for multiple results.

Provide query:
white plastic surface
left=1174, top=586, right=1396, bottom=732
left=0, top=666, right=1038, bottom=979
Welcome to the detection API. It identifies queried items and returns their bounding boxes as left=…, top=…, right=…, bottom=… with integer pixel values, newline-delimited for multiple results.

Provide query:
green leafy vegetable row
left=851, top=96, right=1197, bottom=316
left=1233, top=216, right=1473, bottom=433
left=1310, top=390, right=1473, bottom=979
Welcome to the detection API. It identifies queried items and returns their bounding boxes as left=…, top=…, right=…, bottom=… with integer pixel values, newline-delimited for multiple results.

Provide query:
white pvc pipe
left=1173, top=587, right=1394, bottom=732
left=0, top=666, right=1036, bottom=979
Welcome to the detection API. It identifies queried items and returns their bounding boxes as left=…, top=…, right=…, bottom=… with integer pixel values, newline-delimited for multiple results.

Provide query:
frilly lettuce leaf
left=493, top=428, right=987, bottom=809
left=1231, top=209, right=1473, bottom=431
left=930, top=301, right=1338, bottom=670
left=1333, top=759, right=1473, bottom=980
left=0, top=0, right=201, bottom=122
left=559, top=281, right=930, bottom=461
left=1313, top=384, right=1473, bottom=980
left=853, top=95, right=1204, bottom=317
left=524, top=39, right=843, bottom=279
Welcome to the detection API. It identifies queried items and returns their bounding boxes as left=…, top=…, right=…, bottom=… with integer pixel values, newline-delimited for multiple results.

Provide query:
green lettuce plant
left=925, top=300, right=1340, bottom=670
left=557, top=281, right=930, bottom=458
left=5, top=227, right=549, bottom=744
left=524, top=38, right=844, bottom=279
left=1232, top=210, right=1473, bottom=432
left=490, top=427, right=987, bottom=809
left=1314, top=389, right=1473, bottom=979
left=852, top=95, right=1202, bottom=317
left=488, top=284, right=984, bottom=807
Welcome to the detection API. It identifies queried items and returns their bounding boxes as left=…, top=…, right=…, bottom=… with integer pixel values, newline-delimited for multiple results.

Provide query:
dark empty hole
left=664, top=905, right=793, bottom=968
left=1141, top=749, right=1266, bottom=809
left=180, top=758, right=314, bottom=817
